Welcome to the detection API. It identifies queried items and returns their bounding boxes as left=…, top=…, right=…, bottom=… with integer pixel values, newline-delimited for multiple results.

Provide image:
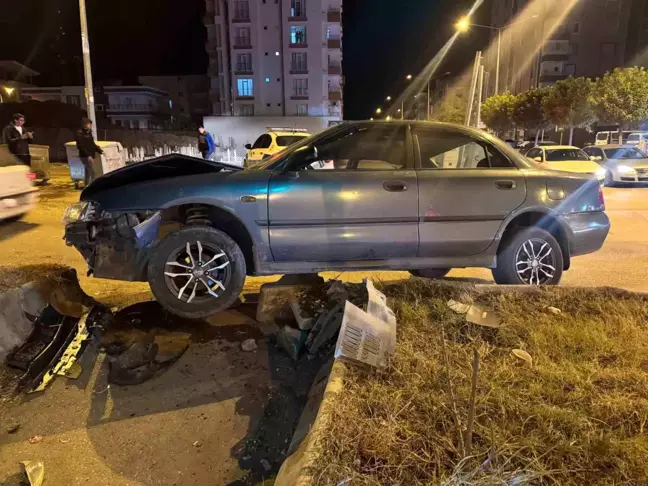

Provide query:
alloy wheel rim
left=163, top=241, right=231, bottom=304
left=514, top=238, right=556, bottom=285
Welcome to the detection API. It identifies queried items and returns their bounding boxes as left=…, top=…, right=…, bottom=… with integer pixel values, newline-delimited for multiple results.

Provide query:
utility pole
left=465, top=51, right=481, bottom=127
left=79, top=0, right=97, bottom=139
left=476, top=65, right=485, bottom=128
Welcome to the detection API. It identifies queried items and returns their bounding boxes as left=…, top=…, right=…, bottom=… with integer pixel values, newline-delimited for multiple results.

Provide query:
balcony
left=289, top=42, right=308, bottom=48
left=328, top=64, right=342, bottom=75
left=234, top=64, right=253, bottom=75
left=291, top=94, right=309, bottom=100
left=106, top=104, right=159, bottom=114
left=236, top=95, right=254, bottom=100
left=327, top=38, right=341, bottom=49
left=328, top=91, right=342, bottom=101
left=233, top=37, right=252, bottom=49
left=232, top=16, right=250, bottom=23
left=327, top=9, right=341, bottom=22
left=290, top=65, right=308, bottom=74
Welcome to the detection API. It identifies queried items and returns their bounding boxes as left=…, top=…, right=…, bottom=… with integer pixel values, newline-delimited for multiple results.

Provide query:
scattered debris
left=276, top=326, right=309, bottom=360
left=546, top=306, right=562, bottom=315
left=447, top=299, right=502, bottom=329
left=59, top=438, right=70, bottom=444
left=193, top=440, right=202, bottom=448
left=290, top=300, right=316, bottom=330
left=6, top=423, right=20, bottom=434
left=20, top=460, right=45, bottom=486
left=306, top=300, right=346, bottom=355
left=512, top=349, right=533, bottom=366
left=241, top=338, right=258, bottom=352
left=260, top=458, right=272, bottom=471
left=28, top=435, right=43, bottom=444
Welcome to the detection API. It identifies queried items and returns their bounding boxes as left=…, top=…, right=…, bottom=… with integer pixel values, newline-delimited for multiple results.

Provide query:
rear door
left=247, top=134, right=272, bottom=161
left=268, top=123, right=419, bottom=262
left=413, top=127, right=527, bottom=257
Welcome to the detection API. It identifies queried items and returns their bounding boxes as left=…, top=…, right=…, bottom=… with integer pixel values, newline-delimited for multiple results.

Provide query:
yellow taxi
left=244, top=128, right=311, bottom=167
left=525, top=145, right=606, bottom=184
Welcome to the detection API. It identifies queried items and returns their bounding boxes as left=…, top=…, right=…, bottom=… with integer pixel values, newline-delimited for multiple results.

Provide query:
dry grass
left=310, top=280, right=648, bottom=485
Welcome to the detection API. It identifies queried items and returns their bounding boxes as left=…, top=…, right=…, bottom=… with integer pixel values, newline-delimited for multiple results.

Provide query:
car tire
left=492, top=227, right=563, bottom=285
left=148, top=226, right=246, bottom=319
left=604, top=170, right=615, bottom=187
left=409, top=268, right=451, bottom=279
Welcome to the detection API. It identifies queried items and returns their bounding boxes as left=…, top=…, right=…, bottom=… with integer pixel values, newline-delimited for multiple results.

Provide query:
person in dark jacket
left=75, top=118, right=103, bottom=187
left=2, top=113, right=33, bottom=165
left=198, top=126, right=215, bottom=159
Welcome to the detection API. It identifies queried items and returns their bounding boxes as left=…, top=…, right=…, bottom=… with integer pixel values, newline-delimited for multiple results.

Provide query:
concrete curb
left=473, top=283, right=648, bottom=297
left=275, top=359, right=346, bottom=486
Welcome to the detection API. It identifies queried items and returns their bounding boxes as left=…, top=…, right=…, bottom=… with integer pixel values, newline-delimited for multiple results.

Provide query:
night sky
left=0, top=0, right=488, bottom=119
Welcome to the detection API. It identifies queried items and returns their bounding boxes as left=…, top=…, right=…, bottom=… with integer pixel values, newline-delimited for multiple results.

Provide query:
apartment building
left=139, top=75, right=211, bottom=124
left=204, top=0, right=343, bottom=117
left=488, top=0, right=632, bottom=95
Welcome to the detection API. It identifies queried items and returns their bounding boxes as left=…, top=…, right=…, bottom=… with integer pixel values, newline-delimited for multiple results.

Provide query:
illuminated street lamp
left=406, top=74, right=413, bottom=80
left=386, top=96, right=391, bottom=101
left=375, top=107, right=382, bottom=114
left=4, top=87, right=15, bottom=96
left=385, top=115, right=392, bottom=121
left=456, top=14, right=538, bottom=95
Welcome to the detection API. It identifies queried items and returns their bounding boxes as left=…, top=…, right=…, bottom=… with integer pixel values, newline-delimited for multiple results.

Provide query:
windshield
left=604, top=147, right=648, bottom=160
left=545, top=149, right=590, bottom=162
left=276, top=135, right=309, bottom=147
left=627, top=134, right=642, bottom=142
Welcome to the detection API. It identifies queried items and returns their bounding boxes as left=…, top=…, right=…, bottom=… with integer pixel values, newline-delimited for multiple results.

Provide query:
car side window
left=585, top=147, right=602, bottom=158
left=296, top=125, right=407, bottom=171
left=415, top=130, right=514, bottom=169
left=527, top=148, right=542, bottom=160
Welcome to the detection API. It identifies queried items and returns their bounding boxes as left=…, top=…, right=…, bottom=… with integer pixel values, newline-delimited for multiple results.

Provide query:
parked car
left=244, top=128, right=311, bottom=167
left=63, top=121, right=610, bottom=318
left=525, top=145, right=606, bottom=184
left=583, top=144, right=648, bottom=185
left=594, top=130, right=636, bottom=146
left=0, top=147, right=38, bottom=222
left=518, top=140, right=558, bottom=153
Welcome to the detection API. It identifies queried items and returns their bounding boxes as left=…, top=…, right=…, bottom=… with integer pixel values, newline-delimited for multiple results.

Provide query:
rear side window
left=415, top=130, right=514, bottom=169
left=596, top=132, right=609, bottom=141
left=276, top=135, right=308, bottom=147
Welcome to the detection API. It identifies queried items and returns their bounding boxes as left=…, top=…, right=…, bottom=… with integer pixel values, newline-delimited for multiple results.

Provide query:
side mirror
left=533, top=157, right=542, bottom=162
left=244, top=143, right=252, bottom=150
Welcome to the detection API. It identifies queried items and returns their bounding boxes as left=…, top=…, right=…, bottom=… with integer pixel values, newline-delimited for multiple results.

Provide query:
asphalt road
left=1, top=166, right=648, bottom=484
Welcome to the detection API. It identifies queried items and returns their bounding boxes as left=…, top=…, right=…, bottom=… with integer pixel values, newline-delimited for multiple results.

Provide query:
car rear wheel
left=409, top=268, right=451, bottom=279
left=148, top=226, right=246, bottom=319
left=492, top=227, right=563, bottom=285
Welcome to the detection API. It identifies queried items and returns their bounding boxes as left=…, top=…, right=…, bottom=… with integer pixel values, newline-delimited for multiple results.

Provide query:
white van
left=625, top=132, right=648, bottom=152
left=595, top=131, right=636, bottom=145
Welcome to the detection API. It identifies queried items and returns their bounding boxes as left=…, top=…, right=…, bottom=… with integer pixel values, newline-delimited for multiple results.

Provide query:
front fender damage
left=65, top=210, right=162, bottom=282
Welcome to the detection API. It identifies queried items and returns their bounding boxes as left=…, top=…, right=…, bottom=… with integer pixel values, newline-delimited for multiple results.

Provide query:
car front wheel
left=148, top=226, right=246, bottom=319
left=492, top=227, right=563, bottom=285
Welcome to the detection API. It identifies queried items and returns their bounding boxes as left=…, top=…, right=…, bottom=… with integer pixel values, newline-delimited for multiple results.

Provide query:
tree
left=481, top=92, right=517, bottom=135
left=512, top=87, right=551, bottom=143
left=431, top=92, right=467, bottom=124
left=591, top=67, right=648, bottom=143
left=543, top=77, right=596, bottom=145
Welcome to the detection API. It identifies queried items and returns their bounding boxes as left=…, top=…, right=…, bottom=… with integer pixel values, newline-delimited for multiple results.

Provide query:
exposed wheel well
left=159, top=204, right=256, bottom=274
left=499, top=211, right=570, bottom=270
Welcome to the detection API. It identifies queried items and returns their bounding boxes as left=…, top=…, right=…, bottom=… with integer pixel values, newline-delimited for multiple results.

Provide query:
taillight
left=26, top=172, right=37, bottom=181
left=598, top=185, right=605, bottom=210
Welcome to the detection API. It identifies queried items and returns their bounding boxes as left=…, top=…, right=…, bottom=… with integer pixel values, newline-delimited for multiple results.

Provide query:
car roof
left=593, top=144, right=639, bottom=149
left=268, top=130, right=311, bottom=136
left=539, top=145, right=582, bottom=150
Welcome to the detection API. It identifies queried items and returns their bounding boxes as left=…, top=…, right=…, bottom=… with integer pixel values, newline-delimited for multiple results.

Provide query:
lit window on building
left=290, top=0, right=305, bottom=17
left=290, top=26, right=306, bottom=45
left=237, top=78, right=254, bottom=97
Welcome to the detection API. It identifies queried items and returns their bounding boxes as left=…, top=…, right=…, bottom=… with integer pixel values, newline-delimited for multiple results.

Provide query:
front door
left=268, top=123, right=419, bottom=262
left=413, top=127, right=527, bottom=257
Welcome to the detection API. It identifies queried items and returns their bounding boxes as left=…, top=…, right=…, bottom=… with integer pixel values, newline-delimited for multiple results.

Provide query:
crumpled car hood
left=81, top=154, right=243, bottom=200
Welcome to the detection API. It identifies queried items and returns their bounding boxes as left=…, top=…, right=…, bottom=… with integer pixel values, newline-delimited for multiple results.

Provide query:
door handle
left=495, top=180, right=516, bottom=190
left=382, top=181, right=408, bottom=192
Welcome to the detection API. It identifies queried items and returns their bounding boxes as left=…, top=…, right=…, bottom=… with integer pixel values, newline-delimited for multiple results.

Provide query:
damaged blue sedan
left=64, top=121, right=610, bottom=318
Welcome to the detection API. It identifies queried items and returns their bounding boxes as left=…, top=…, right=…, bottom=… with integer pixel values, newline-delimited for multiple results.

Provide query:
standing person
left=2, top=113, right=33, bottom=165
left=198, top=126, right=215, bottom=159
left=75, top=118, right=103, bottom=187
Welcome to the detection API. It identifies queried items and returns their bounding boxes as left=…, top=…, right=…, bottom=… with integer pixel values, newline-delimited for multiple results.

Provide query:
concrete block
left=276, top=325, right=310, bottom=361
left=0, top=290, right=34, bottom=362
left=256, top=283, right=306, bottom=325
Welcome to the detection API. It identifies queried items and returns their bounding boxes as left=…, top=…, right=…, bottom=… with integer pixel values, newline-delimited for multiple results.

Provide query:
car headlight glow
left=595, top=167, right=606, bottom=178
left=617, top=165, right=636, bottom=174
left=62, top=202, right=90, bottom=224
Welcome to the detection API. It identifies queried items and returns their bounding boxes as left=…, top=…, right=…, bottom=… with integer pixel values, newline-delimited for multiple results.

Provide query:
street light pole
left=495, top=29, right=501, bottom=95
left=79, top=0, right=97, bottom=140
